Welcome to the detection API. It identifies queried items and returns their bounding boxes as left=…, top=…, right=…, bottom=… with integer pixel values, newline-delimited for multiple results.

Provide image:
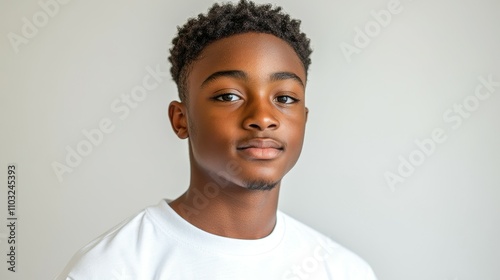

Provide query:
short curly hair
left=168, top=0, right=312, bottom=101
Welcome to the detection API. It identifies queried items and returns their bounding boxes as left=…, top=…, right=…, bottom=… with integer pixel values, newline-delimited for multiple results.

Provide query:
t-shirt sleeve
left=55, top=216, right=138, bottom=280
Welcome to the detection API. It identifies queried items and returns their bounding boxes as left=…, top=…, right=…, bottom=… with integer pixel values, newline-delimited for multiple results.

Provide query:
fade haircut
left=168, top=0, right=312, bottom=101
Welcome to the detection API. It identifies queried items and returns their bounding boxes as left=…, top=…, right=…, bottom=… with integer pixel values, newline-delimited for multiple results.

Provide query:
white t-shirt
left=57, top=199, right=377, bottom=280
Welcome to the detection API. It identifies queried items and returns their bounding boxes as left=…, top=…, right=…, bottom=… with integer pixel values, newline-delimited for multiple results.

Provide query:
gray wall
left=1, top=0, right=499, bottom=279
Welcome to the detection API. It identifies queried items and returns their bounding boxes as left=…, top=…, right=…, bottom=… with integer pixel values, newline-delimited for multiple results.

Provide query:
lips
left=237, top=138, right=284, bottom=160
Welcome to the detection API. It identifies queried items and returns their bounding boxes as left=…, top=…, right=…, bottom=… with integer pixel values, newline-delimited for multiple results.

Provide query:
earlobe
left=168, top=101, right=189, bottom=139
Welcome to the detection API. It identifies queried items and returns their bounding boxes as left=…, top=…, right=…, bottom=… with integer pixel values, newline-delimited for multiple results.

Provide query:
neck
left=169, top=170, right=280, bottom=239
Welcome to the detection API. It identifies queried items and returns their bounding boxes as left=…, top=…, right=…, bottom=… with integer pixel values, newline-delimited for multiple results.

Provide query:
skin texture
left=168, top=32, right=308, bottom=239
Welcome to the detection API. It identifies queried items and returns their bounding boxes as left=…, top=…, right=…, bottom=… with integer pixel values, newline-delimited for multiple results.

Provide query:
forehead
left=186, top=32, right=306, bottom=92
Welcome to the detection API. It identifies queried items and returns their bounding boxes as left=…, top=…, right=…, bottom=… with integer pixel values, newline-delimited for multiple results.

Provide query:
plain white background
left=1, top=0, right=499, bottom=279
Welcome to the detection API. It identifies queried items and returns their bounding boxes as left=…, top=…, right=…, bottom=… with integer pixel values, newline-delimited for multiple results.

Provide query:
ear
left=305, top=107, right=309, bottom=123
left=168, top=101, right=189, bottom=139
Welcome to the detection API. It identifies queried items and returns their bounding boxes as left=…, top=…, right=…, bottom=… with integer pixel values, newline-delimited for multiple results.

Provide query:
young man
left=58, top=1, right=377, bottom=279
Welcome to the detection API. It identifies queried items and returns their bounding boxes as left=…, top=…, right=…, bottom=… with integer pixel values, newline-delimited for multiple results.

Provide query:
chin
left=242, top=180, right=280, bottom=191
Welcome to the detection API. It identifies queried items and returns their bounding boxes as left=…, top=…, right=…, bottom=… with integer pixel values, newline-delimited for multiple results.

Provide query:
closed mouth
left=237, top=138, right=284, bottom=150
left=236, top=138, right=284, bottom=160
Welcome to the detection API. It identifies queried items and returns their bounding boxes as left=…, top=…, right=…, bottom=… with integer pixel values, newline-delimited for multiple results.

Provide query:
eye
left=275, top=95, right=298, bottom=104
left=214, top=93, right=241, bottom=102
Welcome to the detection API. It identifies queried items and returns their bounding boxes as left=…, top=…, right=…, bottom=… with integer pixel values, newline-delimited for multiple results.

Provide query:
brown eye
left=275, top=95, right=298, bottom=104
left=214, top=93, right=241, bottom=102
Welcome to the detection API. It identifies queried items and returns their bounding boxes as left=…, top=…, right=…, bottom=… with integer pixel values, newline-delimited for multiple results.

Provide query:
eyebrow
left=201, top=70, right=247, bottom=87
left=201, top=70, right=304, bottom=88
left=270, top=72, right=304, bottom=87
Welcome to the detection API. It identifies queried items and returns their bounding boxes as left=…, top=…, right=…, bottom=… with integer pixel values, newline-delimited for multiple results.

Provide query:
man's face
left=180, top=32, right=308, bottom=190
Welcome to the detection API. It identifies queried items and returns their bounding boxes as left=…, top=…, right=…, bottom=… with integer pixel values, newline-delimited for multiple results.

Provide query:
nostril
left=249, top=124, right=261, bottom=130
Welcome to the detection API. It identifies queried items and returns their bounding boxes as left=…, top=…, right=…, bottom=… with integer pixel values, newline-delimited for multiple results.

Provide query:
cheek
left=283, top=115, right=307, bottom=156
left=192, top=111, right=232, bottom=141
left=188, top=111, right=234, bottom=162
left=285, top=112, right=307, bottom=138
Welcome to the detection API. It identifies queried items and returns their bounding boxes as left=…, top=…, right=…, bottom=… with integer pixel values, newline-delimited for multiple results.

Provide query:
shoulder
left=56, top=204, right=160, bottom=280
left=279, top=211, right=378, bottom=280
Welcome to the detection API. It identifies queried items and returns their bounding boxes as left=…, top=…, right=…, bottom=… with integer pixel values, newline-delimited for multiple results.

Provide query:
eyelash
left=213, top=93, right=241, bottom=102
left=213, top=93, right=299, bottom=104
left=275, top=95, right=299, bottom=104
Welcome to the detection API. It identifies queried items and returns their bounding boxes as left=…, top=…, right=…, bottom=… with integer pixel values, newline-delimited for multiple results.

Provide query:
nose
left=242, top=97, right=279, bottom=131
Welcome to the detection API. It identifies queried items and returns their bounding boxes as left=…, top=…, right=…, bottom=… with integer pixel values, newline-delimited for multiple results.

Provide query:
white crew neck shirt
left=57, top=199, right=377, bottom=280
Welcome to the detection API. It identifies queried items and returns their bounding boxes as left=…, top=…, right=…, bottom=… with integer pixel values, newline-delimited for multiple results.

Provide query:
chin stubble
left=244, top=180, right=279, bottom=191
